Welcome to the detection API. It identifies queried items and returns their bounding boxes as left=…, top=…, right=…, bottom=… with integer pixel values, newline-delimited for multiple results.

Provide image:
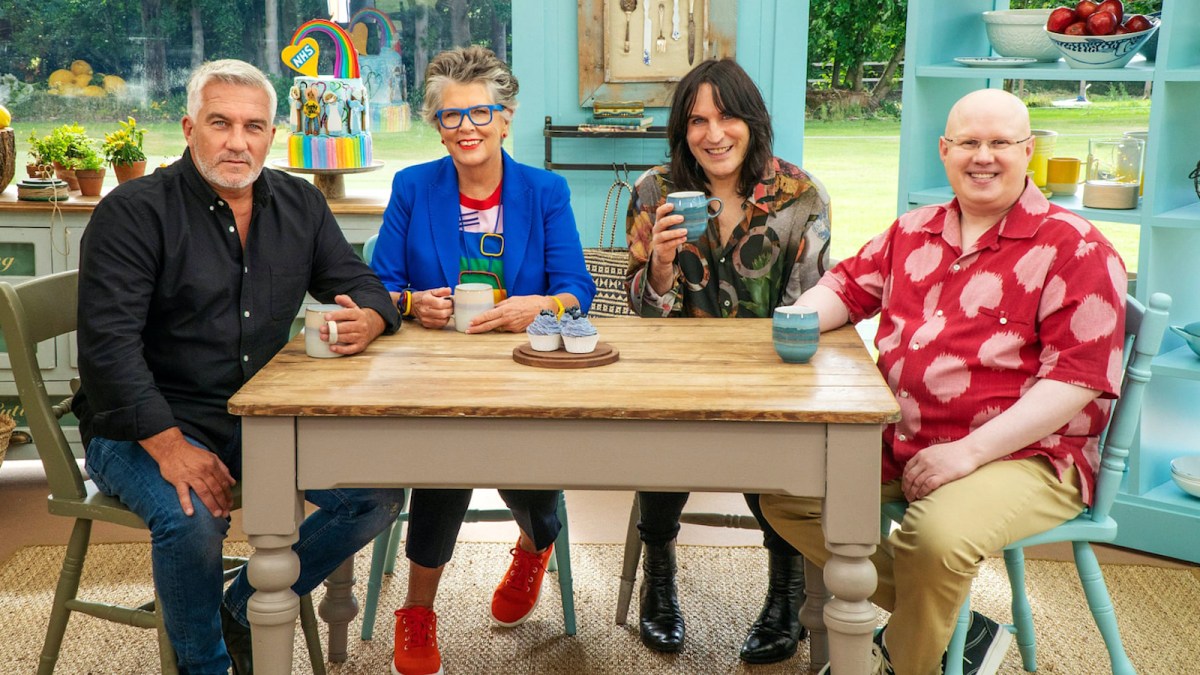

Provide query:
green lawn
left=11, top=101, right=1148, bottom=270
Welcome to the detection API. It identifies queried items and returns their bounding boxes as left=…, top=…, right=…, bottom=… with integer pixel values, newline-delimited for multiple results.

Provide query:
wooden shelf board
left=1153, top=202, right=1200, bottom=227
left=919, top=59, right=1156, bottom=82
left=907, top=187, right=1144, bottom=225
left=1152, top=345, right=1200, bottom=380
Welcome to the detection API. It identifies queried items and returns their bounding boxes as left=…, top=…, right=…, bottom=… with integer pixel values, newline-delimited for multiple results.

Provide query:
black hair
left=665, top=58, right=773, bottom=198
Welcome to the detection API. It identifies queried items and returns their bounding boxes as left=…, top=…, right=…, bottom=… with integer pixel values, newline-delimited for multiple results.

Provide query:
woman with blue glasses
left=370, top=45, right=594, bottom=675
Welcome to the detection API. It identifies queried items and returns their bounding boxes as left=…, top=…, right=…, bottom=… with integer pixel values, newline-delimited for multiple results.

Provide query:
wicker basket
left=0, top=413, right=15, bottom=469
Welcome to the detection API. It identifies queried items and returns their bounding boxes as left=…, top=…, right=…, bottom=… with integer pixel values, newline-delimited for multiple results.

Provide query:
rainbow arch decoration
left=288, top=19, right=360, bottom=78
left=350, top=8, right=402, bottom=55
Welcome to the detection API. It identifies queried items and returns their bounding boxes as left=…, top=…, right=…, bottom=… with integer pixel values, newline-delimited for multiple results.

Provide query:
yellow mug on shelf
left=1046, top=157, right=1082, bottom=197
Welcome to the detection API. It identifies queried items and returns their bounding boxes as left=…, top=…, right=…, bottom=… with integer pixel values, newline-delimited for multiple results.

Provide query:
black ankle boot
left=638, top=540, right=685, bottom=652
left=220, top=603, right=254, bottom=675
left=739, top=551, right=808, bottom=664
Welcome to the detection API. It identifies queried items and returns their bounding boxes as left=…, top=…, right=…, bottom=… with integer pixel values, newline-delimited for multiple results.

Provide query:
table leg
left=319, top=557, right=359, bottom=662
left=822, top=544, right=878, bottom=674
left=247, top=532, right=302, bottom=675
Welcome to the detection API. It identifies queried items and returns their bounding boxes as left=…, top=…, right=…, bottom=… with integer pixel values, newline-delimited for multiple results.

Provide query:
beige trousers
left=760, top=457, right=1084, bottom=675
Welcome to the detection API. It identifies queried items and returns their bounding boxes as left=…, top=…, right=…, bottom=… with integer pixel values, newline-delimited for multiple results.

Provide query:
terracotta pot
left=53, top=162, right=79, bottom=192
left=74, top=168, right=106, bottom=197
left=27, top=163, right=53, bottom=179
left=112, top=160, right=147, bottom=184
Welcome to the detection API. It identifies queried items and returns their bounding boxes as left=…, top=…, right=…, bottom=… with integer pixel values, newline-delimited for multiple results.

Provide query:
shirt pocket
left=270, top=272, right=310, bottom=320
left=975, top=305, right=1037, bottom=368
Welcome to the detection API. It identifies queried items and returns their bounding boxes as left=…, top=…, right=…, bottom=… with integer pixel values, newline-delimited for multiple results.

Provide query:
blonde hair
left=421, top=46, right=518, bottom=127
left=186, top=59, right=277, bottom=121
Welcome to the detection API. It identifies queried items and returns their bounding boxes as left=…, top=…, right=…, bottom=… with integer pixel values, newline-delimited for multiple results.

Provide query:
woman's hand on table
left=648, top=202, right=687, bottom=294
left=468, top=294, right=548, bottom=333
left=411, top=287, right=453, bottom=329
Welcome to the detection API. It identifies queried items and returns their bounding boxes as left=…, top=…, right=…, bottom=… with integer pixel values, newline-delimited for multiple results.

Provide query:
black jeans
left=637, top=491, right=800, bottom=556
left=405, top=488, right=562, bottom=568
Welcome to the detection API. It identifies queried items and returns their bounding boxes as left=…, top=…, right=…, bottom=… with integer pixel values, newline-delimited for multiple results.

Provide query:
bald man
left=760, top=89, right=1129, bottom=675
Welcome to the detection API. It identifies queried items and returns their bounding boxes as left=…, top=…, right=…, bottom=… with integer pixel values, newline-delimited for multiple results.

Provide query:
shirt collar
left=942, top=178, right=1049, bottom=247
left=177, top=148, right=275, bottom=210
left=746, top=157, right=780, bottom=215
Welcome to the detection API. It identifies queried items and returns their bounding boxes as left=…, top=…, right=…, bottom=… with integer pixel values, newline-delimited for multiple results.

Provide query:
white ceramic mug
left=452, top=283, right=495, bottom=333
left=304, top=304, right=343, bottom=358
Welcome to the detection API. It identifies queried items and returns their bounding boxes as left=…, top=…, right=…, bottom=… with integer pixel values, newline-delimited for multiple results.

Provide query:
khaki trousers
left=760, top=457, right=1083, bottom=675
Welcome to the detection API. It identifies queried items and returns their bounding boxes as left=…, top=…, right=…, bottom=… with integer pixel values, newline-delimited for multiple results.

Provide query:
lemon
left=82, top=85, right=106, bottom=97
left=48, top=69, right=73, bottom=88
left=70, top=59, right=92, bottom=76
left=0, top=105, right=10, bottom=128
left=102, top=74, right=126, bottom=94
left=73, top=73, right=91, bottom=87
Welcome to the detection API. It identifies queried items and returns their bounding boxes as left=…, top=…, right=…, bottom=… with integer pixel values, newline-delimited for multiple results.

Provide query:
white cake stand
left=271, top=159, right=384, bottom=200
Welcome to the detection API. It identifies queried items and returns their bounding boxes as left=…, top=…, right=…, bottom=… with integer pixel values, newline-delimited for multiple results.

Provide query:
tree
left=446, top=0, right=470, bottom=47
left=265, top=0, right=281, bottom=75
left=140, top=0, right=168, bottom=97
left=808, top=0, right=906, bottom=108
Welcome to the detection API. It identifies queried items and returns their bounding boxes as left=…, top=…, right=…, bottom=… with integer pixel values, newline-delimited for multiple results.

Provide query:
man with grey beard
left=73, top=59, right=404, bottom=675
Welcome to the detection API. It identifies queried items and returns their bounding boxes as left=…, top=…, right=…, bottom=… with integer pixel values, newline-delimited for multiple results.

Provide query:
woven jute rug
left=1, top=541, right=1197, bottom=674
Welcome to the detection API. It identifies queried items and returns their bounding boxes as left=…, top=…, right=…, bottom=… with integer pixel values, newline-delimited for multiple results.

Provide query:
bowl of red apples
left=1045, top=0, right=1159, bottom=69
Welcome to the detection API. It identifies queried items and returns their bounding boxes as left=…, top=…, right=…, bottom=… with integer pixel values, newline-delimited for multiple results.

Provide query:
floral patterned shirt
left=625, top=157, right=831, bottom=318
left=820, top=181, right=1127, bottom=505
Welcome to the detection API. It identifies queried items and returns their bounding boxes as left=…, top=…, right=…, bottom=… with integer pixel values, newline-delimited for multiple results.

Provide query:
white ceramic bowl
left=1045, top=21, right=1159, bottom=69
left=982, top=10, right=1060, bottom=62
left=1171, top=455, right=1200, bottom=481
left=1171, top=472, right=1200, bottom=499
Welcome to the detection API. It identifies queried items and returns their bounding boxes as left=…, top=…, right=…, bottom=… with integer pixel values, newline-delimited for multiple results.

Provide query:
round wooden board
left=512, top=342, right=619, bottom=369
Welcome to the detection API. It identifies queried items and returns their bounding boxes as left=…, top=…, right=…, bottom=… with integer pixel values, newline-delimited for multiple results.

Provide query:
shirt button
left=242, top=355, right=249, bottom=362
left=244, top=267, right=248, bottom=274
left=217, top=200, right=225, bottom=207
left=243, top=311, right=250, bottom=318
left=952, top=264, right=961, bottom=272
left=912, top=342, right=920, bottom=350
left=897, top=434, right=908, bottom=442
left=900, top=390, right=909, bottom=398
left=935, top=309, right=944, bottom=317
left=228, top=226, right=235, bottom=233
left=719, top=257, right=726, bottom=263
left=209, top=205, right=214, bottom=211
left=723, top=300, right=730, bottom=306
left=999, top=317, right=1008, bottom=325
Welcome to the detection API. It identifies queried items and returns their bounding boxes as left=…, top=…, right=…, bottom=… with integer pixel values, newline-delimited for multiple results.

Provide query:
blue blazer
left=372, top=150, right=596, bottom=312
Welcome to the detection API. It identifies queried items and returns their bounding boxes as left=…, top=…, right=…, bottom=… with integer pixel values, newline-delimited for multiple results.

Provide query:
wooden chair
left=613, top=496, right=760, bottom=624
left=0, top=271, right=326, bottom=674
left=357, top=234, right=577, bottom=641
left=880, top=292, right=1171, bottom=675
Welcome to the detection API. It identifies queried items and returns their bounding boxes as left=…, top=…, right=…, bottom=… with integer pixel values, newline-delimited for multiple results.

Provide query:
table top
left=229, top=318, right=900, bottom=425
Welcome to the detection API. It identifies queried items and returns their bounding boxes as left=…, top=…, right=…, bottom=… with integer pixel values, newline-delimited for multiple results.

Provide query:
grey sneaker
left=960, top=611, right=1012, bottom=675
left=815, top=628, right=893, bottom=675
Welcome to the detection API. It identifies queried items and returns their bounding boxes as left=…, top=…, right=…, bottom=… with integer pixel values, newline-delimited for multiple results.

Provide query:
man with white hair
left=761, top=89, right=1128, bottom=675
left=74, top=59, right=404, bottom=675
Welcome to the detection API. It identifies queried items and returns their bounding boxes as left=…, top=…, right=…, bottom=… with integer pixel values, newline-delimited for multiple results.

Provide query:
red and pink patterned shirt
left=820, top=182, right=1127, bottom=505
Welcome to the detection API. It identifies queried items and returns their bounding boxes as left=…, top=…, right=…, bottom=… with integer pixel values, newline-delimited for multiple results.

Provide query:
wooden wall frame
left=578, top=0, right=738, bottom=108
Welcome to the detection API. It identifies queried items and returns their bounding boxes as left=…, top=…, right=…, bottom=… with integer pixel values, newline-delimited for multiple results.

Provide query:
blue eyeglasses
left=434, top=104, right=506, bottom=129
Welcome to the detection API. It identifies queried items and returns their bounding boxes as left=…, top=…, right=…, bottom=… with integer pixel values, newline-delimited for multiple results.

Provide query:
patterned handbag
left=583, top=173, right=635, bottom=318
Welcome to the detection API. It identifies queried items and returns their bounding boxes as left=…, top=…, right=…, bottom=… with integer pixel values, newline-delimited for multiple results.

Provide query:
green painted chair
left=357, top=233, right=577, bottom=641
left=880, top=292, right=1171, bottom=675
left=0, top=270, right=327, bottom=674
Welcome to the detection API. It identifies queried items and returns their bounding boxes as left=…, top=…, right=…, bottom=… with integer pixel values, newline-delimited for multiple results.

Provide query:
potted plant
left=26, top=131, right=55, bottom=179
left=45, top=124, right=91, bottom=191
left=102, top=117, right=147, bottom=184
left=73, top=141, right=106, bottom=197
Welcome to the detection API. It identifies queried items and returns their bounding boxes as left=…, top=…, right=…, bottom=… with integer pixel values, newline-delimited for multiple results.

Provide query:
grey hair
left=186, top=59, right=277, bottom=121
left=421, top=46, right=519, bottom=127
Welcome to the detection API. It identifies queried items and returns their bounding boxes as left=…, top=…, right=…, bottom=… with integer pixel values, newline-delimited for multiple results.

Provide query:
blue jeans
left=85, top=431, right=404, bottom=675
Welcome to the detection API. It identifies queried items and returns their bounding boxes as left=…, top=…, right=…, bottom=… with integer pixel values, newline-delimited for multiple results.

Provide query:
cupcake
left=526, top=309, right=562, bottom=351
left=560, top=308, right=599, bottom=354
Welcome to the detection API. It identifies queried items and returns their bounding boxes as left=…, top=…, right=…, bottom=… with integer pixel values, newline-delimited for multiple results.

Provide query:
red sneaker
left=392, top=606, right=442, bottom=675
left=490, top=542, right=554, bottom=627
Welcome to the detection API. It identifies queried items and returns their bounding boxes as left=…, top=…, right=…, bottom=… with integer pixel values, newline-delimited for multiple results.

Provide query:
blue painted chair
left=357, top=233, right=577, bottom=641
left=880, top=292, right=1171, bottom=675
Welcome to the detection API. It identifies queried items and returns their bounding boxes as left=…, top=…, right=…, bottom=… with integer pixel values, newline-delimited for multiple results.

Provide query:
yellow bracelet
left=401, top=290, right=413, bottom=317
left=550, top=295, right=565, bottom=319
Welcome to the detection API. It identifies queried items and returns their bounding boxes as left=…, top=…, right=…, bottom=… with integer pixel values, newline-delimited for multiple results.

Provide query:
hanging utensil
left=671, top=0, right=680, bottom=40
left=656, top=4, right=667, bottom=53
left=687, top=0, right=695, bottom=64
left=642, top=0, right=652, bottom=65
left=620, top=0, right=637, bottom=54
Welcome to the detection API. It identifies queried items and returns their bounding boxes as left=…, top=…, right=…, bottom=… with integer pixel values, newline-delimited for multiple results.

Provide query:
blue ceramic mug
left=666, top=191, right=723, bottom=243
left=772, top=305, right=819, bottom=364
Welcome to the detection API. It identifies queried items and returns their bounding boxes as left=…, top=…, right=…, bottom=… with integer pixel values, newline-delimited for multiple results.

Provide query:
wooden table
left=230, top=318, right=900, bottom=673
